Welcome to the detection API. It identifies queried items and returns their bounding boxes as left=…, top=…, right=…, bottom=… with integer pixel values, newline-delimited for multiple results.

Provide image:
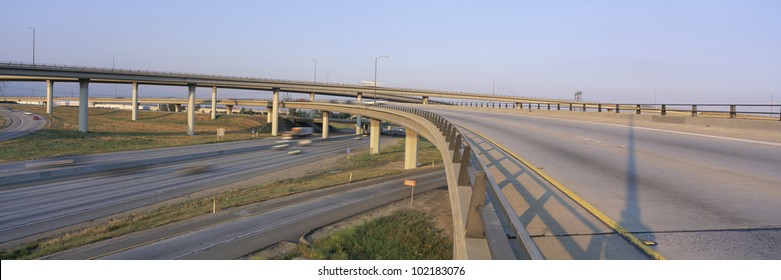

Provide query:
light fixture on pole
left=28, top=27, right=35, bottom=65
left=374, top=55, right=389, bottom=104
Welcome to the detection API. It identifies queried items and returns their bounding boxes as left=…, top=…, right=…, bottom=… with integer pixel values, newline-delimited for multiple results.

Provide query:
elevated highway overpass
left=3, top=62, right=780, bottom=259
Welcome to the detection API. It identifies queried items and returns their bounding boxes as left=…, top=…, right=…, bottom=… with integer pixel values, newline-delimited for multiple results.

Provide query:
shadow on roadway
left=620, top=115, right=654, bottom=242
left=464, top=129, right=646, bottom=259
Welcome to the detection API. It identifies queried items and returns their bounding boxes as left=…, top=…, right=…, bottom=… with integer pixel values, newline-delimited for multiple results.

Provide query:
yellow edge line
left=459, top=125, right=666, bottom=260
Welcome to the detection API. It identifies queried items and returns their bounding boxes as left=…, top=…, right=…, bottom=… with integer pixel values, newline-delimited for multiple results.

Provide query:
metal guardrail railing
left=379, top=104, right=544, bottom=260
left=422, top=101, right=781, bottom=121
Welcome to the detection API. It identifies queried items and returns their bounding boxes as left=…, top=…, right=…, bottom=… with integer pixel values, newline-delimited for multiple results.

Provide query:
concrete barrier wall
left=413, top=104, right=781, bottom=132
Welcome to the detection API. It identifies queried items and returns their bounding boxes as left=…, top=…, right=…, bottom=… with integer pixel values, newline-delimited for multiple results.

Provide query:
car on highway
left=282, top=127, right=314, bottom=139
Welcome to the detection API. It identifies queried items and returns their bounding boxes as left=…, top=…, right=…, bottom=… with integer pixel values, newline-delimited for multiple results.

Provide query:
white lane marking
left=587, top=121, right=781, bottom=147
left=433, top=108, right=781, bottom=147
left=571, top=134, right=606, bottom=144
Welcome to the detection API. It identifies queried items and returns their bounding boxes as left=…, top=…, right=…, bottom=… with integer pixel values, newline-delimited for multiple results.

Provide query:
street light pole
left=112, top=54, right=117, bottom=97
left=492, top=76, right=495, bottom=95
left=312, top=58, right=317, bottom=83
left=374, top=55, right=389, bottom=104
left=29, top=27, right=35, bottom=65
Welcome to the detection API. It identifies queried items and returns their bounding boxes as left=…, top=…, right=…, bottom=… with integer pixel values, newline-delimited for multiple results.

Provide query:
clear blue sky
left=1, top=0, right=779, bottom=103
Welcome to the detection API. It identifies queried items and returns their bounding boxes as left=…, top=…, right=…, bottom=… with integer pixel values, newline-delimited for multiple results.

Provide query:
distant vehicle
left=282, top=127, right=314, bottom=138
left=23, top=112, right=33, bottom=115
left=32, top=116, right=40, bottom=120
left=392, top=127, right=406, bottom=136
left=272, top=144, right=290, bottom=150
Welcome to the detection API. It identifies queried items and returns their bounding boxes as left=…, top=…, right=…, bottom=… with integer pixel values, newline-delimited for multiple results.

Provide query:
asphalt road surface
left=428, top=107, right=781, bottom=259
left=0, top=106, right=46, bottom=141
left=90, top=169, right=445, bottom=260
left=0, top=134, right=389, bottom=244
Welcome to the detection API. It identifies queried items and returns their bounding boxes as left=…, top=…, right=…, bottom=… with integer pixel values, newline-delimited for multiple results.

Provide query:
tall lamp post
left=112, top=54, right=117, bottom=97
left=312, top=58, right=317, bottom=83
left=29, top=27, right=35, bottom=65
left=374, top=55, right=389, bottom=104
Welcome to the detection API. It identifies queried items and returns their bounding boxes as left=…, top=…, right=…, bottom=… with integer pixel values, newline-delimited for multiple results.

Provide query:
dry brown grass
left=0, top=104, right=266, bottom=162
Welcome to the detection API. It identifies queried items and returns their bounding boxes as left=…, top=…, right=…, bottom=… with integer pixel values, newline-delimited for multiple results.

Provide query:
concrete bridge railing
left=284, top=101, right=543, bottom=259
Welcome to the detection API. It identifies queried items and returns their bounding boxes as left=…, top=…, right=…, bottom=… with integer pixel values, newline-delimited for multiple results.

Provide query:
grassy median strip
left=0, top=139, right=442, bottom=260
left=0, top=105, right=266, bottom=162
left=289, top=210, right=452, bottom=260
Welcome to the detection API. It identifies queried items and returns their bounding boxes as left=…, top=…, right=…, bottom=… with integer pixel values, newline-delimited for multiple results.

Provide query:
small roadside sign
left=404, top=179, right=417, bottom=203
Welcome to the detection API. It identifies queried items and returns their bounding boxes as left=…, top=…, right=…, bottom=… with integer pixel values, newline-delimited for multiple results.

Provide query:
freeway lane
left=428, top=107, right=781, bottom=259
left=0, top=106, right=46, bottom=141
left=97, top=169, right=446, bottom=260
left=0, top=134, right=388, bottom=244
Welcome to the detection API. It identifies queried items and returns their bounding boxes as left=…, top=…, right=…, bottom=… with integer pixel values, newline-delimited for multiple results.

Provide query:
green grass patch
left=290, top=210, right=452, bottom=260
left=0, top=104, right=266, bottom=162
left=0, top=140, right=443, bottom=260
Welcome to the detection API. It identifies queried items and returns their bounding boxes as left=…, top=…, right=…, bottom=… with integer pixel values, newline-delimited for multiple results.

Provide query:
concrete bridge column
left=309, top=93, right=315, bottom=102
left=131, top=82, right=138, bottom=121
left=46, top=80, right=53, bottom=114
left=404, top=129, right=418, bottom=170
left=78, top=79, right=89, bottom=133
left=175, top=104, right=182, bottom=112
left=356, top=92, right=363, bottom=134
left=322, top=111, right=330, bottom=139
left=369, top=118, right=380, bottom=154
left=187, top=84, right=196, bottom=136
left=211, top=86, right=217, bottom=120
left=226, top=105, right=233, bottom=115
left=271, top=88, right=279, bottom=136
left=422, top=96, right=429, bottom=105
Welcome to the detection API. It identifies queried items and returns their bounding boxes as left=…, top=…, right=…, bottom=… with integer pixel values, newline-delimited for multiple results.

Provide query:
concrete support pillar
left=187, top=84, right=196, bottom=136
left=78, top=79, right=89, bottom=133
left=369, top=118, right=380, bottom=154
left=131, top=82, right=139, bottom=121
left=322, top=111, right=330, bottom=139
left=422, top=96, right=429, bottom=105
left=404, top=129, right=418, bottom=170
left=46, top=80, right=53, bottom=114
left=309, top=92, right=315, bottom=102
left=211, top=86, right=217, bottom=120
left=356, top=92, right=363, bottom=134
left=175, top=104, right=182, bottom=112
left=271, top=88, right=279, bottom=136
left=226, top=105, right=233, bottom=115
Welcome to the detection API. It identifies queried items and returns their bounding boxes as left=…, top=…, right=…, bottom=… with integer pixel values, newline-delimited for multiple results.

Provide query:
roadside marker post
left=404, top=180, right=416, bottom=204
